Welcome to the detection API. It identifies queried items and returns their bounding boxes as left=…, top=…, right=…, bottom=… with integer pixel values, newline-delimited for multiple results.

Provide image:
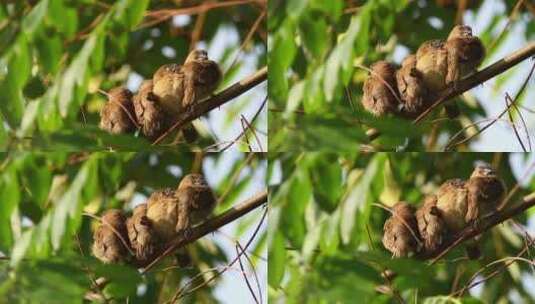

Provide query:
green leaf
left=113, top=0, right=150, bottom=30
left=268, top=230, right=286, bottom=287
left=298, top=13, right=329, bottom=61
left=21, top=0, right=48, bottom=35
left=268, top=19, right=297, bottom=103
left=307, top=153, right=343, bottom=212
left=0, top=35, right=30, bottom=125
left=323, top=14, right=361, bottom=102
left=51, top=156, right=95, bottom=250
left=0, top=166, right=20, bottom=252
left=95, top=263, right=142, bottom=298
left=340, top=156, right=381, bottom=244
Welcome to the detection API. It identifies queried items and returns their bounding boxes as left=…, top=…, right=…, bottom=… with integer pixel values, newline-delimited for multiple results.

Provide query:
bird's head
left=185, top=49, right=209, bottom=63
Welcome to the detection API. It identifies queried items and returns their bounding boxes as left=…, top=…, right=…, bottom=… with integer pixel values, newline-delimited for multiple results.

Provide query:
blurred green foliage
left=0, top=152, right=267, bottom=303
left=268, top=0, right=535, bottom=151
left=268, top=152, right=535, bottom=303
left=0, top=0, right=266, bottom=151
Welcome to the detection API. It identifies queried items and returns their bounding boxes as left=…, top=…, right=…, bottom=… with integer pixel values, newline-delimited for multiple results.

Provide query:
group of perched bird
left=92, top=173, right=216, bottom=267
left=99, top=49, right=222, bottom=141
left=362, top=25, right=485, bottom=118
left=382, top=162, right=506, bottom=259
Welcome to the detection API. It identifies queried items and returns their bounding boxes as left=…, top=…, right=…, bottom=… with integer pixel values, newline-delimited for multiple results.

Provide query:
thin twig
left=217, top=95, right=267, bottom=152
left=169, top=204, right=268, bottom=302
left=235, top=243, right=260, bottom=304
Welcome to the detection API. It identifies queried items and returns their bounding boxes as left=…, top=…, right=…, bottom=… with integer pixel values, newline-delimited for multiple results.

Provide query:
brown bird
left=415, top=39, right=449, bottom=93
left=153, top=50, right=221, bottom=114
left=181, top=49, right=222, bottom=108
left=416, top=195, right=447, bottom=253
left=435, top=178, right=469, bottom=233
left=382, top=202, right=420, bottom=258
left=396, top=54, right=429, bottom=117
left=99, top=87, right=136, bottom=134
left=434, top=178, right=483, bottom=259
left=146, top=188, right=185, bottom=242
left=92, top=209, right=130, bottom=264
left=362, top=61, right=399, bottom=116
left=152, top=63, right=186, bottom=117
left=465, top=163, right=506, bottom=226
left=132, top=80, right=169, bottom=139
left=126, top=204, right=158, bottom=265
left=445, top=25, right=485, bottom=87
left=177, top=173, right=217, bottom=225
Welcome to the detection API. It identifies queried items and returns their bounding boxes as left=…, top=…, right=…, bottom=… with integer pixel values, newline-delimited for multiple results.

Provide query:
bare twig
left=169, top=204, right=268, bottom=303
left=139, top=0, right=265, bottom=29
left=217, top=96, right=267, bottom=152
left=235, top=243, right=260, bottom=304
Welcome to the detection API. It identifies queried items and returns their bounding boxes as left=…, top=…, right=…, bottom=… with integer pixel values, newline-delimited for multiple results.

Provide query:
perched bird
left=382, top=202, right=420, bottom=258
left=416, top=195, right=447, bottom=253
left=153, top=50, right=222, bottom=114
left=414, top=39, right=460, bottom=118
left=177, top=173, right=217, bottom=225
left=465, top=163, right=506, bottom=225
left=435, top=178, right=468, bottom=232
left=181, top=49, right=222, bottom=108
left=99, top=87, right=136, bottom=134
left=362, top=61, right=399, bottom=116
left=435, top=178, right=481, bottom=259
left=132, top=80, right=169, bottom=139
left=146, top=188, right=189, bottom=242
left=395, top=55, right=429, bottom=117
left=445, top=25, right=485, bottom=87
left=92, top=209, right=130, bottom=264
left=152, top=63, right=186, bottom=117
left=415, top=25, right=484, bottom=118
left=126, top=204, right=158, bottom=265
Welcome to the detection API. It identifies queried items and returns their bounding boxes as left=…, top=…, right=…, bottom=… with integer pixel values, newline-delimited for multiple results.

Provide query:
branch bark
left=366, top=42, right=535, bottom=142
left=152, top=66, right=267, bottom=145
left=141, top=190, right=268, bottom=273
left=418, top=191, right=535, bottom=264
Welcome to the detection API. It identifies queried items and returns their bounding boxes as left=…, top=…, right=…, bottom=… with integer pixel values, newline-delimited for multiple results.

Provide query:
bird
left=132, top=80, right=169, bottom=139
left=415, top=39, right=449, bottom=93
left=465, top=162, right=506, bottom=226
left=416, top=195, right=447, bottom=253
left=126, top=204, right=158, bottom=265
left=176, top=173, right=217, bottom=225
left=362, top=61, right=399, bottom=116
left=152, top=63, right=186, bottom=117
left=434, top=177, right=484, bottom=259
left=99, top=87, right=136, bottom=134
left=153, top=49, right=221, bottom=114
left=445, top=25, right=485, bottom=87
left=435, top=178, right=469, bottom=233
left=395, top=54, right=429, bottom=118
left=180, top=49, right=222, bottom=108
left=146, top=188, right=187, bottom=242
left=382, top=202, right=420, bottom=258
left=415, top=25, right=484, bottom=118
left=92, top=209, right=130, bottom=264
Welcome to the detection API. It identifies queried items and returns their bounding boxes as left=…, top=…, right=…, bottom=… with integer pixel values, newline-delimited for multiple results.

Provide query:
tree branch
left=152, top=66, right=267, bottom=145
left=419, top=191, right=535, bottom=264
left=141, top=190, right=268, bottom=273
left=366, top=42, right=535, bottom=142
